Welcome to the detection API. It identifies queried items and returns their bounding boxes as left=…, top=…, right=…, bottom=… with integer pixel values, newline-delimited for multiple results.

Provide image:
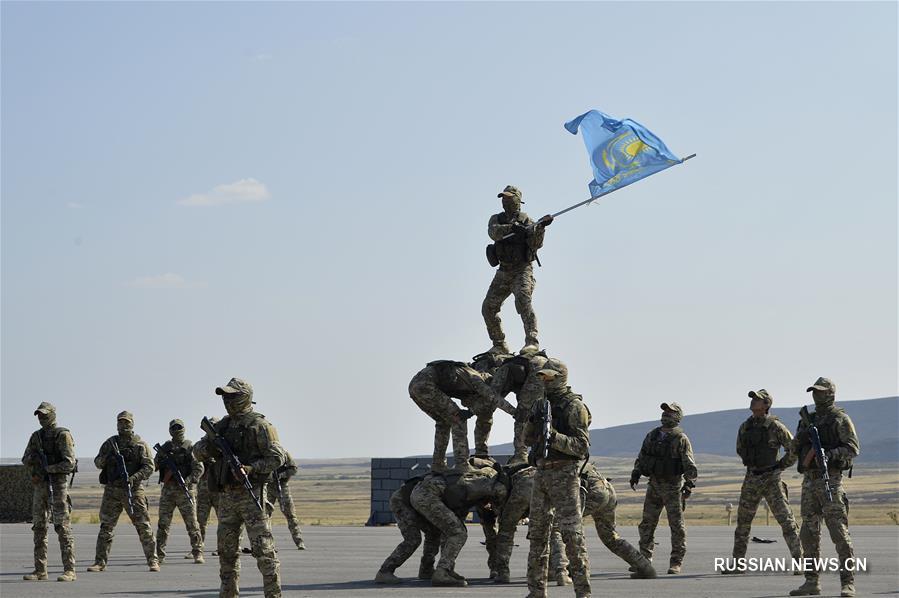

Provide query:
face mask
left=170, top=427, right=185, bottom=442
left=224, top=395, right=252, bottom=416
left=812, top=390, right=835, bottom=410
left=117, top=420, right=134, bottom=437
left=37, top=413, right=56, bottom=429
left=502, top=197, right=521, bottom=217
left=661, top=415, right=679, bottom=428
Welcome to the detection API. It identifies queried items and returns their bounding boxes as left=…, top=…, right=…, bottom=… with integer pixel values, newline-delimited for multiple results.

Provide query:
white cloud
left=66, top=202, right=84, bottom=209
left=178, top=178, right=270, bottom=207
left=126, top=273, right=205, bottom=289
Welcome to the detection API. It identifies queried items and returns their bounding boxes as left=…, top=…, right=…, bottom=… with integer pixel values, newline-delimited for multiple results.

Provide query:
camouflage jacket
left=525, top=389, right=591, bottom=460
left=792, top=406, right=860, bottom=473
left=154, top=438, right=204, bottom=485
left=195, top=411, right=286, bottom=488
left=22, top=426, right=77, bottom=479
left=95, top=434, right=154, bottom=485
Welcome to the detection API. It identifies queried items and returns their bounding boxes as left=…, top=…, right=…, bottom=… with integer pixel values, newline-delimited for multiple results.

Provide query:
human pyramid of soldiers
left=21, top=185, right=861, bottom=598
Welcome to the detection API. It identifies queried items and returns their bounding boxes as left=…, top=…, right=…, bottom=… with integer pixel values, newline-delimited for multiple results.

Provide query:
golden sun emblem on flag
left=601, top=131, right=648, bottom=172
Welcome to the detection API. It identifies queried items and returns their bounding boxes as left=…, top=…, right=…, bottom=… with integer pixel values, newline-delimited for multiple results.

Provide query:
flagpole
left=550, top=153, right=696, bottom=218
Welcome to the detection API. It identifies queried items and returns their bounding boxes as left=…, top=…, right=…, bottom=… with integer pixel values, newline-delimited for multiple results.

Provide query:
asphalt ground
left=1, top=524, right=896, bottom=597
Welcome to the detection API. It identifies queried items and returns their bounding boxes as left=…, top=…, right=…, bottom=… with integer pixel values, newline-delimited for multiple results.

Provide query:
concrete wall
left=0, top=464, right=33, bottom=523
left=367, top=456, right=511, bottom=526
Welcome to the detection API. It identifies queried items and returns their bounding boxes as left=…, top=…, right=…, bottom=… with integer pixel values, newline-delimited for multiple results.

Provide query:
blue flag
left=564, top=109, right=680, bottom=198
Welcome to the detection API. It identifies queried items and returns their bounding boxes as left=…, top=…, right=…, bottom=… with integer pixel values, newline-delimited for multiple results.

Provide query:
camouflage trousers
left=638, top=477, right=686, bottom=567
left=410, top=478, right=466, bottom=572
left=409, top=370, right=469, bottom=469
left=527, top=462, right=590, bottom=598
left=482, top=263, right=538, bottom=347
left=31, top=476, right=76, bottom=573
left=799, top=472, right=854, bottom=585
left=196, top=477, right=219, bottom=542
left=380, top=488, right=441, bottom=574
left=156, top=483, right=203, bottom=559
left=582, top=476, right=652, bottom=572
left=463, top=402, right=494, bottom=457
left=733, top=470, right=801, bottom=559
left=265, top=479, right=305, bottom=548
left=217, top=484, right=281, bottom=598
left=94, top=484, right=158, bottom=566
left=494, top=470, right=533, bottom=578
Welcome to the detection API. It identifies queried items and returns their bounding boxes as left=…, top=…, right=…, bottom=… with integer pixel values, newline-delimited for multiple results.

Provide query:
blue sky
left=2, top=2, right=896, bottom=458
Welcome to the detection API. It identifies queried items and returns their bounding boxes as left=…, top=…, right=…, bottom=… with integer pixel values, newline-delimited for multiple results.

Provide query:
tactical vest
left=638, top=428, right=685, bottom=478
left=797, top=408, right=852, bottom=473
left=160, top=441, right=194, bottom=479
left=546, top=392, right=591, bottom=461
left=211, top=414, right=269, bottom=489
left=39, top=427, right=70, bottom=466
left=427, top=361, right=481, bottom=401
left=493, top=212, right=532, bottom=266
left=100, top=437, right=145, bottom=484
left=740, top=418, right=780, bottom=468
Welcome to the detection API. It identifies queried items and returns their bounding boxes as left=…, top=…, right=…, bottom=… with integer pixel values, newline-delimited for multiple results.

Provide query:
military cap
left=497, top=185, right=523, bottom=201
left=169, top=418, right=185, bottom=429
left=117, top=410, right=135, bottom=422
left=806, top=377, right=835, bottom=393
left=215, top=377, right=253, bottom=398
left=34, top=401, right=56, bottom=415
left=748, top=389, right=773, bottom=406
left=660, top=402, right=684, bottom=418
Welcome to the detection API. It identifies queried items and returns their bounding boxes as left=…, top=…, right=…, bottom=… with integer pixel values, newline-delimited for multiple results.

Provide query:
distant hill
left=491, top=396, right=898, bottom=463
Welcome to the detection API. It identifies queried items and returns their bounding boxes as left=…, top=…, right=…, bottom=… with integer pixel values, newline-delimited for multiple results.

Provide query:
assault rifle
left=528, top=399, right=552, bottom=465
left=34, top=445, right=58, bottom=525
left=680, top=479, right=695, bottom=511
left=153, top=443, right=194, bottom=506
left=799, top=406, right=833, bottom=502
left=111, top=440, right=135, bottom=515
left=200, top=416, right=263, bottom=511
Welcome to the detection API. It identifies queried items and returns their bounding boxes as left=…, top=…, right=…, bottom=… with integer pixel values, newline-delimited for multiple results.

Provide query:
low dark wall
left=0, top=464, right=33, bottom=523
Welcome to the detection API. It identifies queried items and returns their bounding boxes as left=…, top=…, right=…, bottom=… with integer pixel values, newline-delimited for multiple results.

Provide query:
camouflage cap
left=34, top=401, right=56, bottom=415
left=660, top=402, right=684, bottom=418
left=748, top=389, right=773, bottom=406
left=117, top=410, right=135, bottom=422
left=497, top=185, right=523, bottom=201
left=215, top=377, right=253, bottom=398
left=169, top=418, right=185, bottom=429
left=806, top=377, right=835, bottom=393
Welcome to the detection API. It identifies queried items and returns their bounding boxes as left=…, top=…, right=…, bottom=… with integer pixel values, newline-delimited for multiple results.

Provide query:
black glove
left=629, top=470, right=640, bottom=491
left=681, top=480, right=695, bottom=499
left=537, top=214, right=554, bottom=227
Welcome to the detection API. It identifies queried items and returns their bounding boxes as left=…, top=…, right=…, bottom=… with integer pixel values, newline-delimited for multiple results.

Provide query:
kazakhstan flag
left=564, top=109, right=680, bottom=198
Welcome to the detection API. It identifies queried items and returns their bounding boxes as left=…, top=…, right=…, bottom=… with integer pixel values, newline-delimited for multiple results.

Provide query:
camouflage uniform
left=154, top=419, right=204, bottom=561
left=199, top=377, right=286, bottom=598
left=482, top=185, right=548, bottom=352
left=193, top=435, right=220, bottom=542
left=409, top=465, right=508, bottom=586
left=630, top=402, right=698, bottom=573
left=89, top=411, right=159, bottom=570
left=21, top=402, right=77, bottom=581
left=524, top=364, right=591, bottom=598
left=731, top=389, right=801, bottom=564
left=265, top=450, right=306, bottom=549
left=490, top=348, right=552, bottom=464
left=409, top=360, right=509, bottom=468
left=791, top=378, right=860, bottom=598
left=375, top=477, right=441, bottom=582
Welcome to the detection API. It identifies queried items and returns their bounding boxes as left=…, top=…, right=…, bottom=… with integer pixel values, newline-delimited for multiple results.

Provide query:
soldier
left=87, top=411, right=159, bottom=572
left=21, top=402, right=77, bottom=582
left=197, top=377, right=285, bottom=598
left=193, top=416, right=220, bottom=543
left=524, top=363, right=591, bottom=598
left=265, top=449, right=306, bottom=550
left=154, top=419, right=205, bottom=564
left=376, top=462, right=508, bottom=586
left=723, top=389, right=801, bottom=573
left=629, top=402, right=698, bottom=575
left=409, top=357, right=513, bottom=470
left=490, top=346, right=554, bottom=464
left=482, top=185, right=553, bottom=354
left=790, top=378, right=860, bottom=598
left=374, top=473, right=441, bottom=584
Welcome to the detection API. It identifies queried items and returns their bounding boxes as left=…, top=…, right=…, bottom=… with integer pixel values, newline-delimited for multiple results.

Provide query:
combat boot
left=23, top=571, right=48, bottom=581
left=629, top=563, right=657, bottom=579
left=555, top=569, right=572, bottom=586
left=57, top=570, right=77, bottom=582
left=448, top=569, right=465, bottom=581
left=418, top=563, right=434, bottom=580
left=296, top=540, right=306, bottom=550
left=489, top=341, right=510, bottom=355
left=667, top=564, right=681, bottom=574
left=374, top=569, right=402, bottom=584
left=789, top=579, right=822, bottom=596
left=148, top=560, right=160, bottom=572
left=494, top=570, right=511, bottom=583
left=840, top=583, right=855, bottom=597
left=431, top=567, right=466, bottom=587
left=193, top=553, right=205, bottom=564
left=86, top=563, right=105, bottom=572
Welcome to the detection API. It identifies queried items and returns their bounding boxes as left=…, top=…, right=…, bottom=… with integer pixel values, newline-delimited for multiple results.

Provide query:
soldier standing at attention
left=265, top=449, right=307, bottom=550
left=524, top=363, right=592, bottom=598
left=154, top=418, right=205, bottom=564
left=197, top=377, right=286, bottom=598
left=790, top=377, right=860, bottom=598
left=629, top=402, right=697, bottom=574
left=87, top=411, right=159, bottom=572
left=724, top=389, right=801, bottom=573
left=21, top=402, right=78, bottom=582
left=482, top=185, right=553, bottom=354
